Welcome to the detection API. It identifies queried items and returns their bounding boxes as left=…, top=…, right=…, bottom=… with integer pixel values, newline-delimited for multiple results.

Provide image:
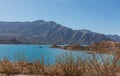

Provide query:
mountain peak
left=79, top=29, right=92, bottom=33
left=32, top=20, right=45, bottom=24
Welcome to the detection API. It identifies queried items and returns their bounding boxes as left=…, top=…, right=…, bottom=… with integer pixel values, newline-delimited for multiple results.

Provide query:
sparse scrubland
left=0, top=51, right=120, bottom=76
left=51, top=40, right=120, bottom=54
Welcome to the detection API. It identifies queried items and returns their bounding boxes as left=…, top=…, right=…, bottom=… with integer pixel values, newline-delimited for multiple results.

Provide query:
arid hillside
left=51, top=40, right=120, bottom=52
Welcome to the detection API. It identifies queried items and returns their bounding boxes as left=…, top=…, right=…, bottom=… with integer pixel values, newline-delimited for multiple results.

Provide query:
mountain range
left=0, top=20, right=119, bottom=45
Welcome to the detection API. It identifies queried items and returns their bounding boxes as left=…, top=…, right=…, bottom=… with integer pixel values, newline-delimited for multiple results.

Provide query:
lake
left=0, top=44, right=113, bottom=65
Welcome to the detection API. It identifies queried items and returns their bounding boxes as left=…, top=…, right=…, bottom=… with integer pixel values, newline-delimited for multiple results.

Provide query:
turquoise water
left=0, top=44, right=113, bottom=65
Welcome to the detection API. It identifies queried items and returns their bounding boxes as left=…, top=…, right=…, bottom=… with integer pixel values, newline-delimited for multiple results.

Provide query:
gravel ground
left=0, top=74, right=36, bottom=76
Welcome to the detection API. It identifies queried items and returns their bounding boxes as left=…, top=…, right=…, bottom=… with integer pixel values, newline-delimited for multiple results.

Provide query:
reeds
left=0, top=52, right=120, bottom=76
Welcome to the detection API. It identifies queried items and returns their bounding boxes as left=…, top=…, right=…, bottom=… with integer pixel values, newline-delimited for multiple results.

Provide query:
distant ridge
left=0, top=20, right=119, bottom=44
left=0, top=39, right=22, bottom=44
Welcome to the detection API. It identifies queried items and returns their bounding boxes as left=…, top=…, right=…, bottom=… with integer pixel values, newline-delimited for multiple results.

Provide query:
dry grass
left=55, top=52, right=120, bottom=76
left=0, top=52, right=120, bottom=76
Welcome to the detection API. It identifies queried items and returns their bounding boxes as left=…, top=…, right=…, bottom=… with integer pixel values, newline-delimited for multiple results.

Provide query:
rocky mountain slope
left=0, top=20, right=119, bottom=44
left=108, top=35, right=120, bottom=42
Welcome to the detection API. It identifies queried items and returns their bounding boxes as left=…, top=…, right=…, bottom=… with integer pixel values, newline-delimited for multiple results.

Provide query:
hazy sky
left=0, top=0, right=120, bottom=35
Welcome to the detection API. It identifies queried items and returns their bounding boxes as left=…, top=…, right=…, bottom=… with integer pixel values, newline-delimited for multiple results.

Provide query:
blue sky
left=0, top=0, right=120, bottom=35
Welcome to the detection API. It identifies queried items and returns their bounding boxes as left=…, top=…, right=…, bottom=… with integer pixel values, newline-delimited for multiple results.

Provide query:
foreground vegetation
left=0, top=52, right=120, bottom=76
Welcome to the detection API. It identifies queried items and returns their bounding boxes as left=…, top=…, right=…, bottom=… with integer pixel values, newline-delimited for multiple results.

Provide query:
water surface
left=0, top=44, right=113, bottom=65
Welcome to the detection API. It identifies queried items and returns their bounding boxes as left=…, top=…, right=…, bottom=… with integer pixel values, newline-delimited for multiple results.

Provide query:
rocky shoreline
left=51, top=40, right=120, bottom=53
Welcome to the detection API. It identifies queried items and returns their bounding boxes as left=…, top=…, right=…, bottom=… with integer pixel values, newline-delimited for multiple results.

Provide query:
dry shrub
left=55, top=52, right=120, bottom=76
left=0, top=52, right=120, bottom=76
